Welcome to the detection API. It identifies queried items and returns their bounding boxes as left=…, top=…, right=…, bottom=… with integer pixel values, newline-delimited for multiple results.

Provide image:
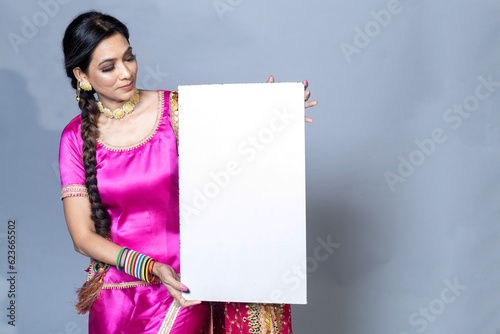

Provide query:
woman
left=60, top=11, right=317, bottom=334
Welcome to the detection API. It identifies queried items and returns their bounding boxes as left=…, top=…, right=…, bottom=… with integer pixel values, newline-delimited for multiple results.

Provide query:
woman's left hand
left=267, top=75, right=318, bottom=123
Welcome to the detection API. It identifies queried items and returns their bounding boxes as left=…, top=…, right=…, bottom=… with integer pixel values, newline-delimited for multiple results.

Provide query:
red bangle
left=149, top=259, right=158, bottom=284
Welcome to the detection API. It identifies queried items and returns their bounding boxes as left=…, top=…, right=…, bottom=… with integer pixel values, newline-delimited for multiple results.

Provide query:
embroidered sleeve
left=59, top=117, right=86, bottom=200
left=169, top=91, right=179, bottom=149
left=61, top=185, right=88, bottom=200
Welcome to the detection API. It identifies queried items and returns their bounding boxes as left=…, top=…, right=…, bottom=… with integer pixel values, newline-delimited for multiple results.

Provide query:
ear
left=73, top=67, right=87, bottom=83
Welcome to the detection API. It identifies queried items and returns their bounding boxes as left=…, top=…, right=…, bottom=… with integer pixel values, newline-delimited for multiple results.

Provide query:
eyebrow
left=98, top=46, right=133, bottom=66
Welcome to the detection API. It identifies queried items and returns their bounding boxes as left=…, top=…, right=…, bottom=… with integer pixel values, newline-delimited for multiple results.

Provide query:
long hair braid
left=78, top=93, right=112, bottom=238
left=63, top=11, right=130, bottom=239
left=63, top=10, right=131, bottom=314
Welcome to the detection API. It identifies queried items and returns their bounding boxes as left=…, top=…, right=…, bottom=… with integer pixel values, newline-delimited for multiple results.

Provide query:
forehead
left=91, top=33, right=130, bottom=62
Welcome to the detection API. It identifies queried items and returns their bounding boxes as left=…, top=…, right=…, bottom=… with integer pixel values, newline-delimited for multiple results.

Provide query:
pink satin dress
left=59, top=90, right=208, bottom=334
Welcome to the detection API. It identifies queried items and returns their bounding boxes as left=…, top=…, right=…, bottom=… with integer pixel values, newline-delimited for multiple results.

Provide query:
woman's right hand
left=63, top=197, right=200, bottom=307
left=153, top=262, right=201, bottom=307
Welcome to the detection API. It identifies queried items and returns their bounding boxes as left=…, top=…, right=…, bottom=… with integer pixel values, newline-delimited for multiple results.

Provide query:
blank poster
left=178, top=82, right=306, bottom=304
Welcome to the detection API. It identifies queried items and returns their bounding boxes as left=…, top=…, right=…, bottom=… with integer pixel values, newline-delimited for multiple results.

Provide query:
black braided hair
left=62, top=11, right=130, bottom=238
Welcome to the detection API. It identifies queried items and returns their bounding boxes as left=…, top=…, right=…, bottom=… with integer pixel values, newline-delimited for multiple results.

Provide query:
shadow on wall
left=292, top=177, right=397, bottom=333
left=327, top=199, right=394, bottom=286
left=0, top=67, right=72, bottom=330
left=0, top=68, right=61, bottom=209
left=0, top=68, right=44, bottom=209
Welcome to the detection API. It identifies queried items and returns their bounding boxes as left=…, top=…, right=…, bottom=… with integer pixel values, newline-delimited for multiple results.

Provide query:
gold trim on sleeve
left=61, top=184, right=88, bottom=200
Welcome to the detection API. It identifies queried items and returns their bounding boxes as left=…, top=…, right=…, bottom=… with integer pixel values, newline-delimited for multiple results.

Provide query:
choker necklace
left=98, top=89, right=140, bottom=119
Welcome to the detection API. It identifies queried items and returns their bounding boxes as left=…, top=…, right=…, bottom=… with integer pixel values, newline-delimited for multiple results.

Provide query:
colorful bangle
left=148, top=259, right=158, bottom=284
left=125, top=248, right=133, bottom=272
left=116, top=247, right=126, bottom=270
left=129, top=252, right=138, bottom=276
left=115, top=248, right=159, bottom=283
left=140, top=256, right=150, bottom=281
left=144, top=258, right=153, bottom=282
left=122, top=248, right=130, bottom=272
left=136, top=254, right=146, bottom=280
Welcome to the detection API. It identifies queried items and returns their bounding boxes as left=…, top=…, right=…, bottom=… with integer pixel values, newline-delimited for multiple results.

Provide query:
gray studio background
left=1, top=0, right=500, bottom=333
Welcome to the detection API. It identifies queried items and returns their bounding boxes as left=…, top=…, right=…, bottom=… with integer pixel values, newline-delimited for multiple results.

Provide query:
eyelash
left=102, top=54, right=137, bottom=72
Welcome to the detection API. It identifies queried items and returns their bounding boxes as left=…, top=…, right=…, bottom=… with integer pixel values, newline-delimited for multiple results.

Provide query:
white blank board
left=178, top=82, right=306, bottom=304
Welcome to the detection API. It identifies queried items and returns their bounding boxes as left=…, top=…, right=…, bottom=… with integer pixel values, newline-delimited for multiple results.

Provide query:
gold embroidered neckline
left=96, top=90, right=164, bottom=152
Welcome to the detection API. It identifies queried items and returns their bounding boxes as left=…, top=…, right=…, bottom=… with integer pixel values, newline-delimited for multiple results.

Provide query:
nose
left=117, top=61, right=133, bottom=80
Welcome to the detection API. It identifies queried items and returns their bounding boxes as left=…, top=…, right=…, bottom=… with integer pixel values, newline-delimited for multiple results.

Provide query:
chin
left=120, top=87, right=135, bottom=99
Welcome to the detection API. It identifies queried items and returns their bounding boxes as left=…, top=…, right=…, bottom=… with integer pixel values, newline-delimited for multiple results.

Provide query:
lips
left=119, top=82, right=134, bottom=90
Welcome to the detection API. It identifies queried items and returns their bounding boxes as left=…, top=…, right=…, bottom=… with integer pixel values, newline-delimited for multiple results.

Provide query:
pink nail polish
left=181, top=285, right=188, bottom=292
left=268, top=75, right=273, bottom=81
left=304, top=80, right=308, bottom=86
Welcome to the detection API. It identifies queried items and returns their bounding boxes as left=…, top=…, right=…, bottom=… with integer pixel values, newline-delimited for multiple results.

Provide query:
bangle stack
left=116, top=247, right=158, bottom=283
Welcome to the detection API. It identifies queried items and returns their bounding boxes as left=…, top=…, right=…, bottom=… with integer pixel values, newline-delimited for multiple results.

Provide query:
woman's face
left=76, top=32, right=138, bottom=109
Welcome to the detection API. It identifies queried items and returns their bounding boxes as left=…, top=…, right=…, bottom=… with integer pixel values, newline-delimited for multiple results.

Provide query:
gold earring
left=76, top=85, right=81, bottom=102
left=79, top=81, right=92, bottom=91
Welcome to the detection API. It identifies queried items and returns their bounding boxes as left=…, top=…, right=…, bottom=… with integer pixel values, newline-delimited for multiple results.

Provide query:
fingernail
left=181, top=285, right=188, bottom=292
left=304, top=80, right=308, bottom=86
left=268, top=75, right=273, bottom=81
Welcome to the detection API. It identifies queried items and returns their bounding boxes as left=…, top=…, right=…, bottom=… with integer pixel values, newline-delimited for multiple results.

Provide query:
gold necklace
left=98, top=89, right=140, bottom=119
